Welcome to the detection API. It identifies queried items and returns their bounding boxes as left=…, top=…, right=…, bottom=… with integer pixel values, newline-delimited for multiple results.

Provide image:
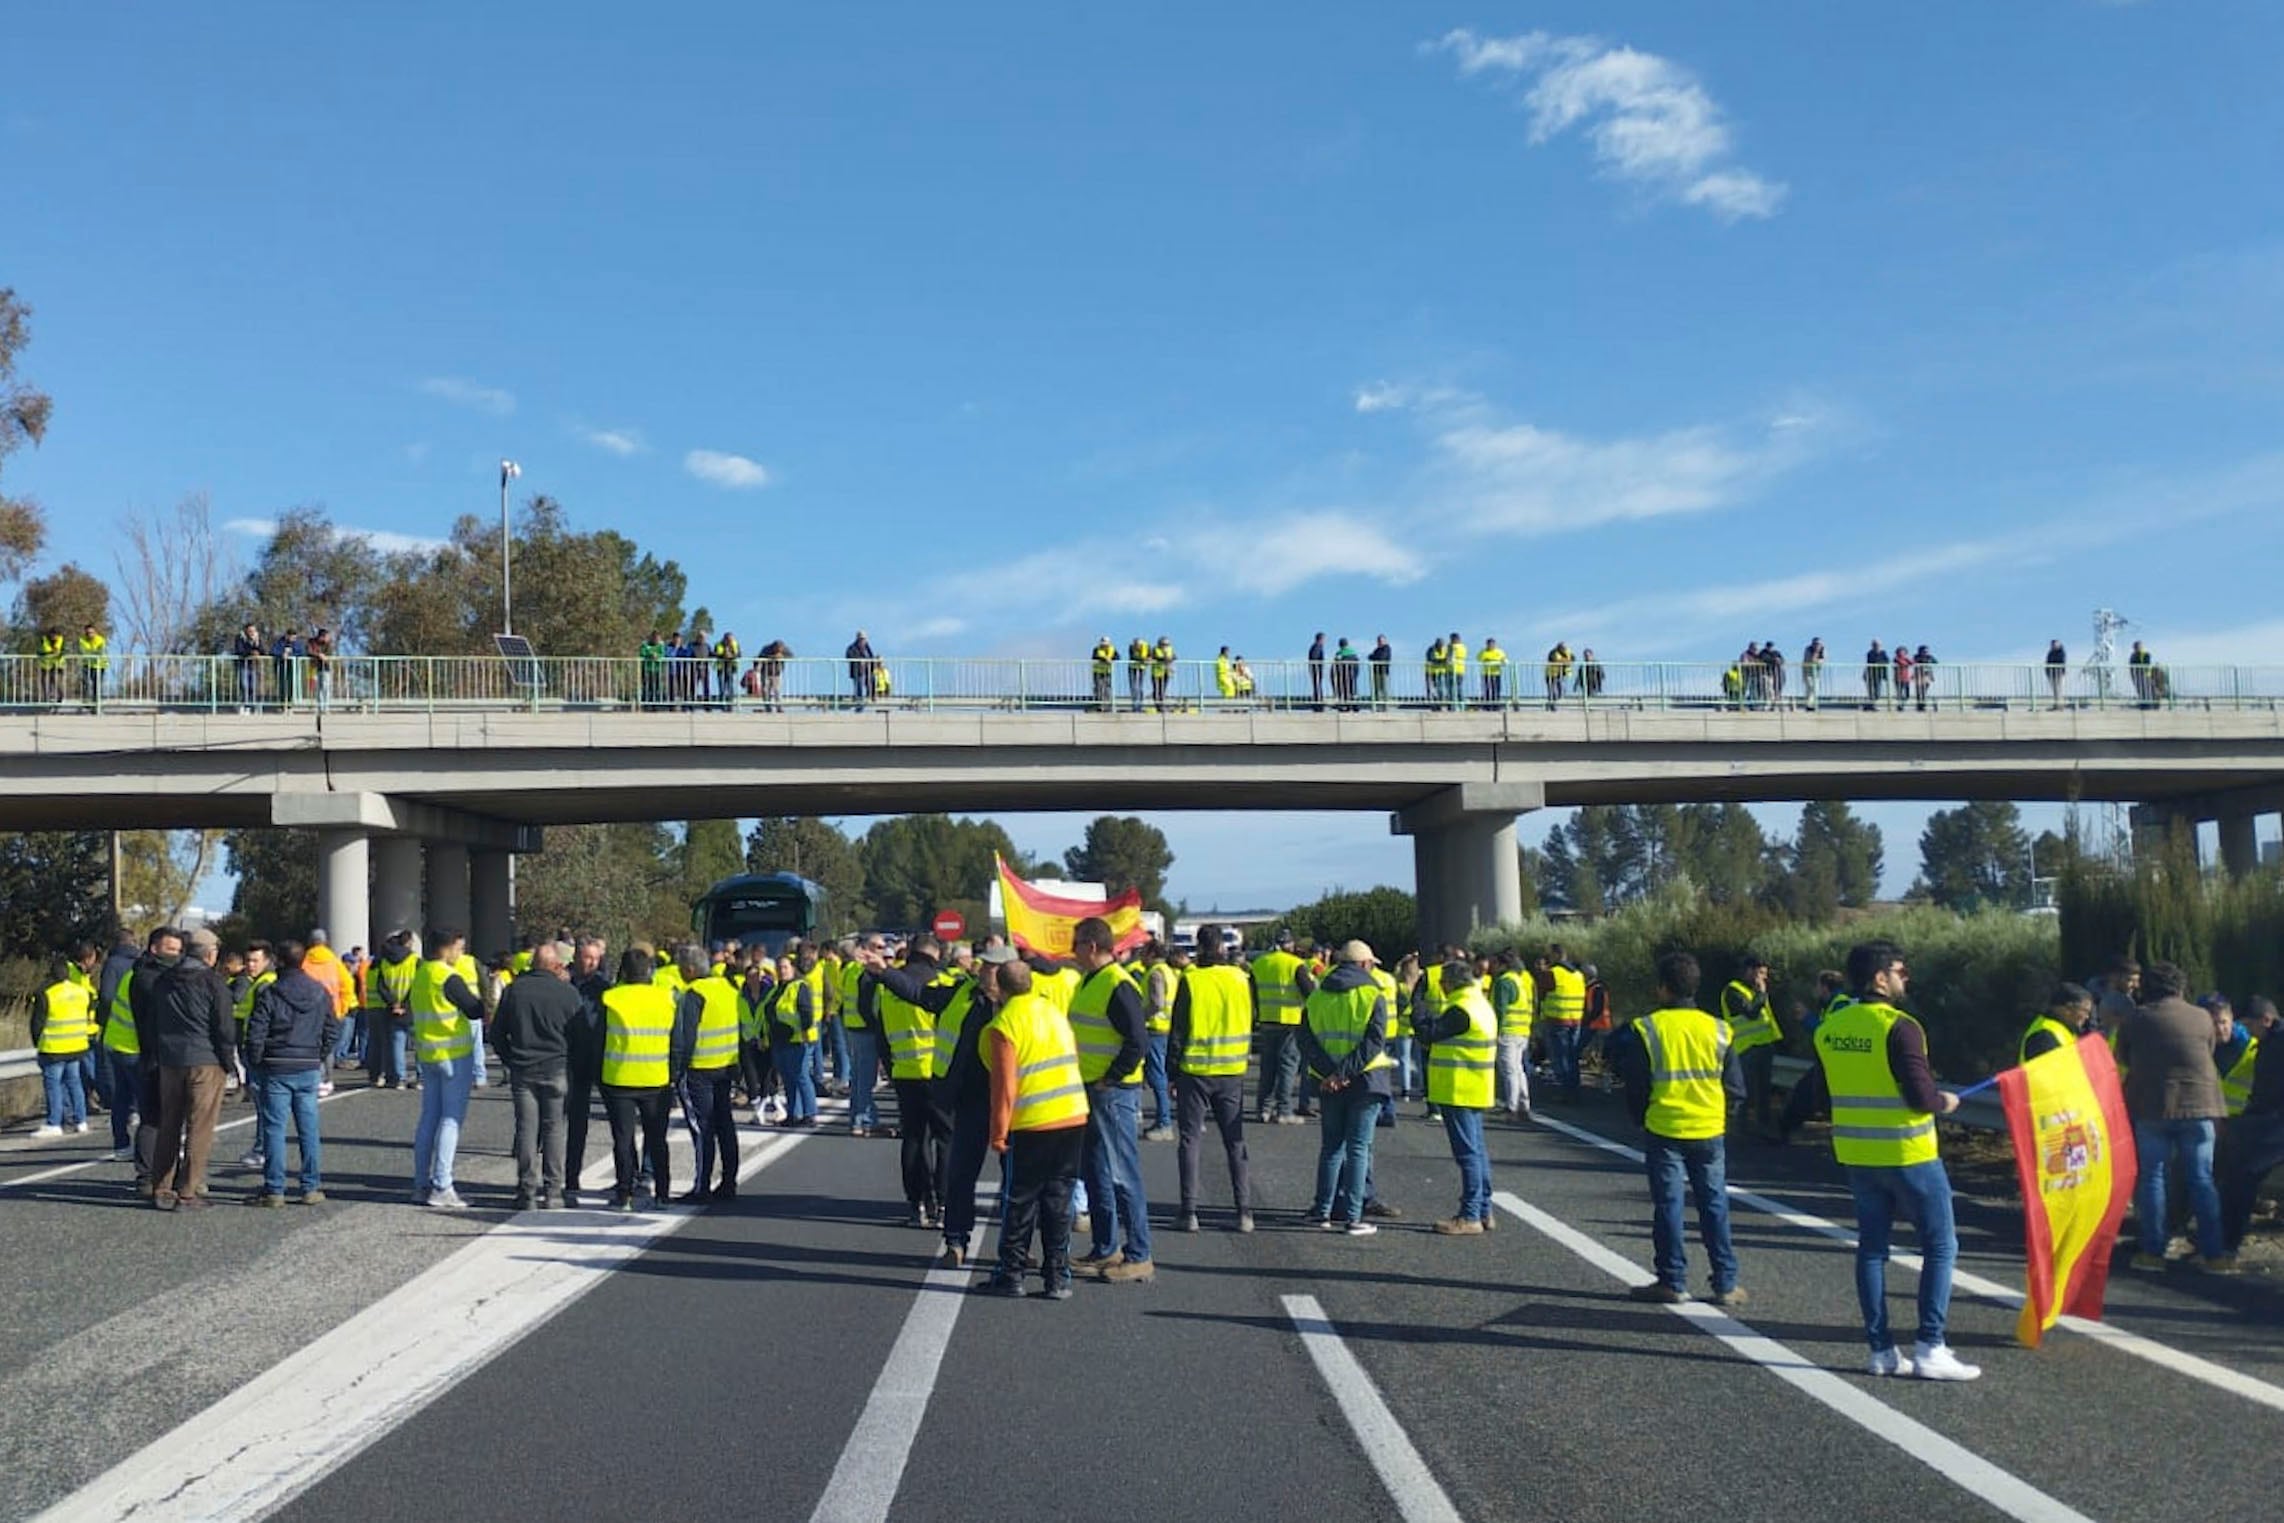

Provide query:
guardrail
left=1, top=654, right=2277, bottom=717
left=1, top=1048, right=39, bottom=1084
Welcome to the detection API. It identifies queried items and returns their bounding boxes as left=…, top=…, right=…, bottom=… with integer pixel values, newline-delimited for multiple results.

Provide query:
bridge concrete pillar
left=2218, top=812, right=2261, bottom=877
left=471, top=849, right=514, bottom=958
left=425, top=842, right=471, bottom=937
left=316, top=829, right=370, bottom=961
left=372, top=837, right=425, bottom=943
left=1393, top=782, right=1542, bottom=948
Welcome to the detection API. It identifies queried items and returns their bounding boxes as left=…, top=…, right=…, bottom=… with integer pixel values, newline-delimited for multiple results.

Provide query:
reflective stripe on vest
left=37, top=982, right=95, bottom=1055
left=1250, top=950, right=1304, bottom=1027
left=2224, top=1039, right=2258, bottom=1118
left=1639, top=1008, right=1731, bottom=1141
left=1814, top=1000, right=1938, bottom=1167
left=1304, top=979, right=1394, bottom=1078
left=235, top=969, right=276, bottom=1027
left=2018, top=1015, right=2078, bottom=1067
left=600, top=983, right=675, bottom=1087
left=688, top=975, right=742, bottom=1069
left=104, top=971, right=140, bottom=1055
left=1722, top=980, right=1780, bottom=1053
left=1180, top=965, right=1253, bottom=1076
left=991, top=991, right=1089, bottom=1131
left=1370, top=968, right=1404, bottom=1038
left=838, top=963, right=867, bottom=1028
left=411, top=960, right=473, bottom=1064
left=739, top=983, right=772, bottom=1043
left=876, top=974, right=937, bottom=1080
left=1070, top=964, right=1140, bottom=1085
left=1543, top=965, right=1586, bottom=1025
left=1493, top=971, right=1534, bottom=1038
left=1427, top=986, right=1496, bottom=1109
left=929, top=976, right=979, bottom=1080
left=366, top=956, right=416, bottom=1010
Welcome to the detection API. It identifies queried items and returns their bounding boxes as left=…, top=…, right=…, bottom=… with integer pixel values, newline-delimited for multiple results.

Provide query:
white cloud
left=223, top=517, right=447, bottom=555
left=1430, top=28, right=1786, bottom=221
left=1222, top=512, right=1427, bottom=597
left=1354, top=381, right=1408, bottom=413
left=419, top=376, right=516, bottom=416
left=684, top=449, right=772, bottom=490
left=577, top=425, right=646, bottom=457
left=904, top=616, right=969, bottom=641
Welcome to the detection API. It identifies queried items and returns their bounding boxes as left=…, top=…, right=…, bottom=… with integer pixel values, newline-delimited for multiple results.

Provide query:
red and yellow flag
left=1998, top=1032, right=2138, bottom=1349
left=994, top=855, right=1148, bottom=957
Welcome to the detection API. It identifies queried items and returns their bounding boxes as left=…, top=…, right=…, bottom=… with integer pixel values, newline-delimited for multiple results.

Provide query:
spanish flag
left=994, top=855, right=1149, bottom=957
left=1998, top=1032, right=2138, bottom=1349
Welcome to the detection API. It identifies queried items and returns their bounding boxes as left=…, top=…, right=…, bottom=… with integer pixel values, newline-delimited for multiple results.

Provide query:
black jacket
left=148, top=956, right=236, bottom=1070
left=872, top=960, right=993, bottom=1100
left=567, top=970, right=609, bottom=1084
left=1296, top=963, right=1393, bottom=1096
left=494, top=972, right=583, bottom=1078
left=246, top=969, right=340, bottom=1073
left=130, top=950, right=180, bottom=1057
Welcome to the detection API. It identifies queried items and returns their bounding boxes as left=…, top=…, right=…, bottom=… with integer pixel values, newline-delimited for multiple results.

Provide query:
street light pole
left=499, top=459, right=522, bottom=635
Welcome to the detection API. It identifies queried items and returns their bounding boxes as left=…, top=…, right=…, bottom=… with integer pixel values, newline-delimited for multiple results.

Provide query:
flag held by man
left=1999, top=1032, right=2137, bottom=1348
left=994, top=854, right=1147, bottom=957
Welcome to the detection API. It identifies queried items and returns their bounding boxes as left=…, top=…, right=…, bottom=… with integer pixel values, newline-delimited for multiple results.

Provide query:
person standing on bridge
left=1068, top=916, right=1155, bottom=1284
left=600, top=947, right=679, bottom=1211
left=1308, top=632, right=1327, bottom=710
left=1368, top=634, right=1392, bottom=709
left=1250, top=930, right=1314, bottom=1124
left=846, top=629, right=878, bottom=711
left=1091, top=636, right=1117, bottom=711
left=1810, top=940, right=1980, bottom=1380
left=1170, top=924, right=1254, bottom=1233
left=1150, top=634, right=1175, bottom=710
left=1126, top=636, right=1150, bottom=711
left=1862, top=640, right=1886, bottom=708
left=1616, top=951, right=1746, bottom=1304
left=409, top=931, right=487, bottom=1211
left=1479, top=637, right=1506, bottom=708
left=244, top=940, right=339, bottom=1208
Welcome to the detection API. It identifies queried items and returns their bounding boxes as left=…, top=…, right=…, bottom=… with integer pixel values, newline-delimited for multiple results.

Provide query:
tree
left=116, top=829, right=224, bottom=935
left=113, top=493, right=238, bottom=653
left=0, top=288, right=53, bottom=590
left=1061, top=815, right=1175, bottom=917
left=1914, top=801, right=2032, bottom=911
left=1781, top=800, right=1886, bottom=920
left=1516, top=844, right=1546, bottom=917
left=222, top=829, right=319, bottom=939
left=191, top=505, right=394, bottom=655
left=0, top=830, right=109, bottom=963
left=1540, top=807, right=1626, bottom=915
left=1263, top=885, right=1418, bottom=960
left=678, top=820, right=746, bottom=904
left=12, top=562, right=109, bottom=644
left=515, top=823, right=683, bottom=952
left=746, top=817, right=868, bottom=934
left=859, top=815, right=1032, bottom=931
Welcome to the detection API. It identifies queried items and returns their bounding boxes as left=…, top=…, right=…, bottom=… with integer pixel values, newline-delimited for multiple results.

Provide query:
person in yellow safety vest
left=1720, top=954, right=1783, bottom=1135
left=672, top=945, right=744, bottom=1201
left=1445, top=633, right=1468, bottom=711
left=859, top=937, right=998, bottom=1265
left=1424, top=636, right=1448, bottom=709
left=837, top=941, right=881, bottom=1135
left=1479, top=637, right=1507, bottom=707
left=1809, top=939, right=1981, bottom=1381
left=1069, top=918, right=1155, bottom=1282
left=1214, top=646, right=1237, bottom=701
left=1544, top=641, right=1573, bottom=710
left=76, top=623, right=109, bottom=705
left=1249, top=929, right=1316, bottom=1124
left=364, top=932, right=421, bottom=1090
left=1168, top=924, right=1254, bottom=1233
left=2222, top=995, right=2281, bottom=1256
left=1388, top=952, right=1421, bottom=1103
left=1613, top=951, right=1747, bottom=1304
left=1367, top=957, right=1403, bottom=1128
left=409, top=930, right=488, bottom=1210
left=1298, top=940, right=1397, bottom=1235
left=2203, top=993, right=2258, bottom=1119
left=35, top=626, right=67, bottom=703
left=2018, top=983, right=2096, bottom=1065
left=32, top=955, right=96, bottom=1136
left=865, top=936, right=950, bottom=1227
left=1490, top=951, right=1536, bottom=1123
left=735, top=952, right=781, bottom=1123
left=597, top=946, right=679, bottom=1211
left=1541, top=945, right=1588, bottom=1100
left=772, top=946, right=828, bottom=1126
left=712, top=631, right=741, bottom=706
left=1126, top=636, right=1150, bottom=710
left=1091, top=636, right=1117, bottom=711
left=971, top=959, right=1090, bottom=1298
left=1028, top=957, right=1079, bottom=1014
left=102, top=932, right=159, bottom=1165
left=651, top=945, right=688, bottom=995
left=1149, top=635, right=1175, bottom=710
left=1412, top=952, right=1497, bottom=1232
left=232, top=943, right=279, bottom=1169
left=1138, top=941, right=1177, bottom=1137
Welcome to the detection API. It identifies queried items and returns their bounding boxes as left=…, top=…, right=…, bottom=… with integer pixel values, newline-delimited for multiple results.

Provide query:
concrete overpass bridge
left=4, top=654, right=2282, bottom=950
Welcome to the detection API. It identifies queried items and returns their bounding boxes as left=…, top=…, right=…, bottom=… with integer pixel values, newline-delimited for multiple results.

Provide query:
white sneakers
left=1866, top=1347, right=1913, bottom=1377
left=1910, top=1341, right=1982, bottom=1382
left=30, top=1125, right=63, bottom=1139
left=72, top=1121, right=88, bottom=1133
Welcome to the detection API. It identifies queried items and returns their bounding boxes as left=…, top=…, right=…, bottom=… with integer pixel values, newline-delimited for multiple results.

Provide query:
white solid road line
left=1530, top=1110, right=2284, bottom=1416
left=1282, top=1294, right=1467, bottom=1523
left=0, top=1086, right=370, bottom=1193
left=808, top=1179, right=1002, bottom=1523
left=32, top=1111, right=823, bottom=1523
left=1492, top=1188, right=2097, bottom=1523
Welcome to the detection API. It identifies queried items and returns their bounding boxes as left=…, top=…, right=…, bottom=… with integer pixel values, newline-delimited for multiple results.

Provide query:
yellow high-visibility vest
left=234, top=969, right=277, bottom=1028
left=411, top=959, right=474, bottom=1064
left=1721, top=979, right=1780, bottom=1053
left=1179, top=965, right=1253, bottom=1077
left=1814, top=1000, right=1938, bottom=1168
left=990, top=991, right=1089, bottom=1132
left=1543, top=965, right=1586, bottom=1025
left=1637, top=1007, right=1731, bottom=1141
left=877, top=974, right=937, bottom=1081
left=1493, top=970, right=1534, bottom=1039
left=600, top=983, right=675, bottom=1087
left=2018, top=1015, right=2077, bottom=1066
left=1070, top=964, right=1140, bottom=1086
left=687, top=974, right=742, bottom=1071
left=2224, top=1040, right=2259, bottom=1118
left=1303, top=978, right=1395, bottom=1079
left=103, top=972, right=139, bottom=1055
left=37, top=981, right=95, bottom=1056
left=1428, top=985, right=1496, bottom=1109
left=837, top=961, right=866, bottom=1028
left=1250, top=950, right=1305, bottom=1028
left=928, top=974, right=979, bottom=1080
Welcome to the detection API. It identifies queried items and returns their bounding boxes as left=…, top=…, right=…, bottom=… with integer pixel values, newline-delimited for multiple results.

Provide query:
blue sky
left=9, top=3, right=2284, bottom=907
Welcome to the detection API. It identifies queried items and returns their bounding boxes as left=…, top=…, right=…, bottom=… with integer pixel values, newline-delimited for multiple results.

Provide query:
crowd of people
left=23, top=913, right=2272, bottom=1368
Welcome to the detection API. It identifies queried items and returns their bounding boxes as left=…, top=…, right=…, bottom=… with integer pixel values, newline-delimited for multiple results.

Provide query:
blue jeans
left=775, top=1042, right=817, bottom=1121
left=1311, top=1087, right=1380, bottom=1224
left=1441, top=1106, right=1491, bottom=1222
left=412, top=1056, right=477, bottom=1193
left=807, top=1034, right=827, bottom=1091
left=105, top=1048, right=139, bottom=1148
left=2133, top=1118, right=2224, bottom=1259
left=85, top=1044, right=109, bottom=1109
left=331, top=1011, right=361, bottom=1066
left=260, top=1067, right=322, bottom=1195
left=1083, top=1084, right=1153, bottom=1262
left=1847, top=1159, right=1957, bottom=1352
left=1543, top=1023, right=1582, bottom=1093
left=1644, top=1134, right=1738, bottom=1294
left=1386, top=1036, right=1416, bottom=1098
left=1256, top=1026, right=1302, bottom=1117
left=39, top=1054, right=87, bottom=1128
left=825, top=1016, right=849, bottom=1083
left=1144, top=1033, right=1172, bottom=1129
left=847, top=1027, right=881, bottom=1128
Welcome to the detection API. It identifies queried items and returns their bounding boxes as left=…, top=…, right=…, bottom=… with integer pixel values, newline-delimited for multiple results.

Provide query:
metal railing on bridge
left=2, top=654, right=2279, bottom=717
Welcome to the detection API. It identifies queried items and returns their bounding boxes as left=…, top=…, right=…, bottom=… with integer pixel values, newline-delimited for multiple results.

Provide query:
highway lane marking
left=1528, top=1111, right=2284, bottom=1417
left=30, top=1108, right=828, bottom=1523
left=809, top=1176, right=1002, bottom=1523
left=0, top=1086, right=371, bottom=1193
left=1492, top=1188, right=2096, bottom=1523
left=1281, top=1294, right=1467, bottom=1523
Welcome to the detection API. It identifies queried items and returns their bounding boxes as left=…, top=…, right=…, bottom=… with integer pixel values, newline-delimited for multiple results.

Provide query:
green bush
left=1252, top=887, right=1419, bottom=963
left=2061, top=829, right=2284, bottom=1002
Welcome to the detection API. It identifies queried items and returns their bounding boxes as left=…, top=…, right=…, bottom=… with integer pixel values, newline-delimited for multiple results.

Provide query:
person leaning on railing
left=35, top=626, right=66, bottom=704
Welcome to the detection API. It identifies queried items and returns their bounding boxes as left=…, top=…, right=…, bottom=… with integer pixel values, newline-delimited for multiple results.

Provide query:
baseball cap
left=979, top=944, right=1021, bottom=965
left=1338, top=940, right=1376, bottom=965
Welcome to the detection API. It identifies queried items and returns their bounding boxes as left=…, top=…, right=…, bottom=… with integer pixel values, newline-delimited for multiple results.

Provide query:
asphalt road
left=6, top=1071, right=2281, bottom=1523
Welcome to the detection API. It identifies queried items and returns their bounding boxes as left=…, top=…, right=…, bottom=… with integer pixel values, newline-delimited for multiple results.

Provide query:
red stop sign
left=931, top=909, right=967, bottom=940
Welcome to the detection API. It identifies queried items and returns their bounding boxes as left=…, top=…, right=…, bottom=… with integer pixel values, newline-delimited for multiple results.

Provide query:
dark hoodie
left=1296, top=962, right=1393, bottom=1096
left=247, top=968, right=340, bottom=1073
